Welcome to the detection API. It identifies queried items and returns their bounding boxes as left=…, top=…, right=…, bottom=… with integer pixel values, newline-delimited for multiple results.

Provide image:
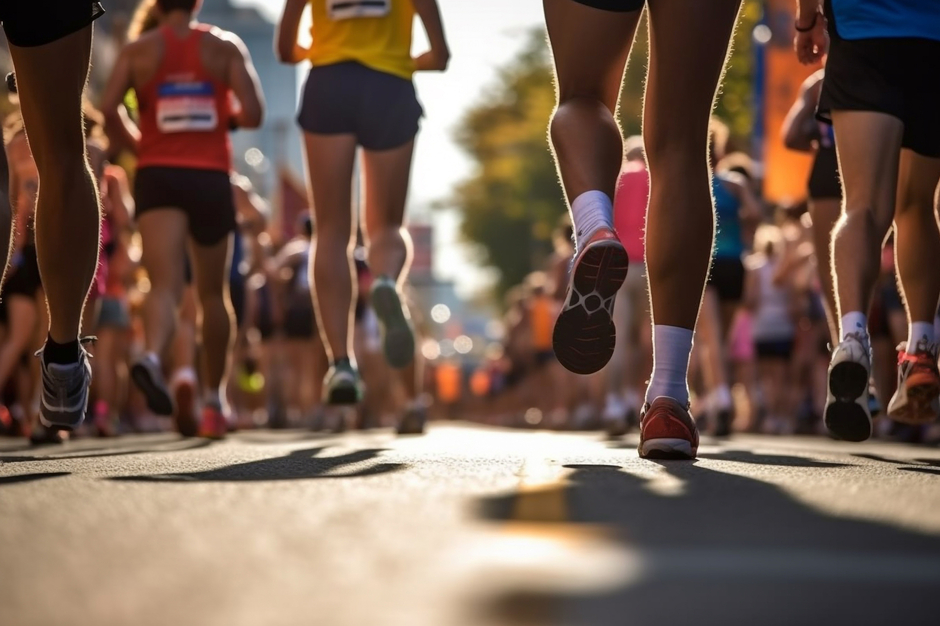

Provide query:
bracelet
left=795, top=10, right=820, bottom=32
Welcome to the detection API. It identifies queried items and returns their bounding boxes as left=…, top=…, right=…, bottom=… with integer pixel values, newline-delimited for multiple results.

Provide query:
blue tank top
left=831, top=0, right=940, bottom=42
left=713, top=175, right=744, bottom=259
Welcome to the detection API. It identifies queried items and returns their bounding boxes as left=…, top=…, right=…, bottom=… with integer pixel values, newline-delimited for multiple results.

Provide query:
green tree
left=453, top=1, right=761, bottom=300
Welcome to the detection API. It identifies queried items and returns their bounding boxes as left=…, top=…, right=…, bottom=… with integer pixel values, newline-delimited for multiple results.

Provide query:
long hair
left=127, top=0, right=160, bottom=40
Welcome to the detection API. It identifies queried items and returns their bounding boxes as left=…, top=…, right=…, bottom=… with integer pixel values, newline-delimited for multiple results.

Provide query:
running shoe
left=198, top=405, right=228, bottom=440
left=824, top=333, right=872, bottom=442
left=638, top=397, right=699, bottom=460
left=397, top=405, right=427, bottom=435
left=37, top=339, right=94, bottom=431
left=714, top=408, right=734, bottom=438
left=553, top=228, right=628, bottom=375
left=173, top=379, right=199, bottom=438
left=887, top=340, right=940, bottom=425
left=30, top=422, right=65, bottom=446
left=131, top=356, right=174, bottom=416
left=323, top=360, right=363, bottom=406
left=371, top=277, right=415, bottom=369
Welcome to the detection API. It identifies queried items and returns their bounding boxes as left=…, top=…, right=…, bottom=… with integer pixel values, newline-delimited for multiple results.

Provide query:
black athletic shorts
left=3, top=246, right=41, bottom=299
left=0, top=1, right=103, bottom=48
left=819, top=2, right=940, bottom=158
left=298, top=61, right=423, bottom=151
left=755, top=339, right=795, bottom=361
left=707, top=257, right=745, bottom=303
left=135, top=166, right=237, bottom=246
left=571, top=0, right=645, bottom=10
left=808, top=146, right=841, bottom=200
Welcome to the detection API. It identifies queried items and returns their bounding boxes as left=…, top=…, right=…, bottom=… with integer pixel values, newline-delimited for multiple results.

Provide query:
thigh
left=831, top=110, right=903, bottom=223
left=138, top=209, right=189, bottom=297
left=644, top=0, right=741, bottom=144
left=302, top=132, right=358, bottom=238
left=543, top=0, right=642, bottom=108
left=361, top=140, right=415, bottom=237
left=190, top=234, right=233, bottom=300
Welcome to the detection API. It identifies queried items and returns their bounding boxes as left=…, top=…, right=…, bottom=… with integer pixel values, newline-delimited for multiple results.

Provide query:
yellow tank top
left=307, top=0, right=416, bottom=80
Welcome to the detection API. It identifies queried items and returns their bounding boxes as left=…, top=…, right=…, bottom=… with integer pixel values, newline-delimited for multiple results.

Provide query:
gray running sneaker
left=37, top=339, right=94, bottom=430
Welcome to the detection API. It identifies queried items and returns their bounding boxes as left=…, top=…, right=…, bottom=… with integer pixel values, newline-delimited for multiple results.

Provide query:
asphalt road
left=2, top=424, right=940, bottom=626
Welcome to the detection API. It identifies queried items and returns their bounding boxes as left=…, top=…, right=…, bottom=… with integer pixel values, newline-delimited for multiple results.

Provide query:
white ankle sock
left=712, top=384, right=733, bottom=411
left=204, top=388, right=222, bottom=409
left=171, top=367, right=197, bottom=392
left=840, top=311, right=869, bottom=350
left=144, top=351, right=160, bottom=366
left=908, top=321, right=935, bottom=351
left=646, top=325, right=694, bottom=406
left=570, top=190, right=613, bottom=249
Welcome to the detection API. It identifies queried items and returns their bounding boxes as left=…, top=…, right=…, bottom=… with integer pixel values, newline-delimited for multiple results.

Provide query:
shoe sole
left=825, top=360, right=872, bottom=442
left=326, top=384, right=360, bottom=406
left=131, top=363, right=174, bottom=416
left=174, top=384, right=199, bottom=438
left=371, top=283, right=415, bottom=370
left=639, top=438, right=696, bottom=460
left=553, top=241, right=629, bottom=375
left=889, top=379, right=940, bottom=425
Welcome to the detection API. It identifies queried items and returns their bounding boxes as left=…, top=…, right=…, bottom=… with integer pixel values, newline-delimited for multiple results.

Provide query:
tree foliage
left=452, top=1, right=761, bottom=300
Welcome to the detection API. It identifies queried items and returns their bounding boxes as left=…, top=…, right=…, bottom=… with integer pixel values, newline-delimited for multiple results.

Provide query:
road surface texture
left=3, top=424, right=940, bottom=626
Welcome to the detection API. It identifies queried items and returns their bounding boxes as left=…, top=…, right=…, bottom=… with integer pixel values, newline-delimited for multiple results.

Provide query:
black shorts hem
left=570, top=0, right=644, bottom=11
left=707, top=257, right=745, bottom=303
left=2, top=2, right=103, bottom=48
left=135, top=167, right=236, bottom=247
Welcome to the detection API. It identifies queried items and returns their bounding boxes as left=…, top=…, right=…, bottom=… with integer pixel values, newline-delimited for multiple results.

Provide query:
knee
left=550, top=97, right=617, bottom=137
left=643, top=120, right=710, bottom=170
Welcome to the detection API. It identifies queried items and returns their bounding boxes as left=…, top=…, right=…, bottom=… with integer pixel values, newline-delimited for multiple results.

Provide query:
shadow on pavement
left=900, top=467, right=940, bottom=477
left=108, top=446, right=404, bottom=482
left=0, top=438, right=212, bottom=464
left=698, top=450, right=851, bottom=468
left=475, top=461, right=940, bottom=626
left=0, top=471, right=70, bottom=486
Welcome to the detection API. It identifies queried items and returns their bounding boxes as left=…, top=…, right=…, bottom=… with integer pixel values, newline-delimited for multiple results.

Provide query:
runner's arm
left=275, top=0, right=309, bottom=64
left=413, top=0, right=450, bottom=71
left=0, top=146, right=11, bottom=287
left=101, top=47, right=141, bottom=153
left=227, top=36, right=265, bottom=129
left=782, top=72, right=823, bottom=152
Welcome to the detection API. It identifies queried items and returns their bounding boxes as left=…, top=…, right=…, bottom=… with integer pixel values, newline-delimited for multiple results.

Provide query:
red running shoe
left=887, top=341, right=940, bottom=425
left=198, top=405, right=228, bottom=440
left=552, top=228, right=628, bottom=375
left=639, top=397, right=699, bottom=460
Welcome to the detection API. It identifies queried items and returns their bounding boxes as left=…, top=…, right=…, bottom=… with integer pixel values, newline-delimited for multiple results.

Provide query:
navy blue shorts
left=298, top=61, right=423, bottom=151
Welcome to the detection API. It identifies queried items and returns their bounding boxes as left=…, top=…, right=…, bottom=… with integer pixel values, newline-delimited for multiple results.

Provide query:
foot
left=131, top=356, right=173, bottom=416
left=638, top=397, right=699, bottom=460
left=552, top=228, right=628, bottom=375
left=370, top=277, right=416, bottom=369
left=37, top=339, right=94, bottom=431
left=887, top=340, right=940, bottom=425
left=30, top=422, right=65, bottom=446
left=397, top=405, right=427, bottom=435
left=198, top=405, right=228, bottom=440
left=824, top=333, right=872, bottom=442
left=713, top=408, right=734, bottom=438
left=323, top=360, right=363, bottom=406
left=173, top=380, right=199, bottom=438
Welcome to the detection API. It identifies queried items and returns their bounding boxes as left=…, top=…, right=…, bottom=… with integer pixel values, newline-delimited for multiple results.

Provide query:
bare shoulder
left=204, top=26, right=248, bottom=57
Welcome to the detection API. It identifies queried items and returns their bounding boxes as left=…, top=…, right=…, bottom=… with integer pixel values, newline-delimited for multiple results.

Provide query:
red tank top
left=136, top=25, right=232, bottom=172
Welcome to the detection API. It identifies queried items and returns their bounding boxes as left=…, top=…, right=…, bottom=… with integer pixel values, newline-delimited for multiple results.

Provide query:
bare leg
left=644, top=0, right=742, bottom=330
left=830, top=111, right=902, bottom=325
left=302, top=133, right=358, bottom=362
left=190, top=234, right=234, bottom=406
left=809, top=197, right=842, bottom=342
left=361, top=141, right=415, bottom=283
left=139, top=211, right=188, bottom=359
left=9, top=27, right=100, bottom=344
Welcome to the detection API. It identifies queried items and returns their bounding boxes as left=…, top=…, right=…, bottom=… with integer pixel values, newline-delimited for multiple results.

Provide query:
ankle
left=44, top=335, right=80, bottom=365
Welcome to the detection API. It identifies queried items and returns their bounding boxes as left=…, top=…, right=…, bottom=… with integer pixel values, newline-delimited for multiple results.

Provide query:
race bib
left=328, top=0, right=390, bottom=21
left=156, top=81, right=219, bottom=133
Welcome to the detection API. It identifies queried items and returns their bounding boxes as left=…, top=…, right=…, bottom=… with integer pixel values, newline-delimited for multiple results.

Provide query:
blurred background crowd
left=0, top=0, right=935, bottom=445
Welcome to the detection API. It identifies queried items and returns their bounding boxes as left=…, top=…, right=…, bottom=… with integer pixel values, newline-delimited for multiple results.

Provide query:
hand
left=794, top=16, right=828, bottom=64
left=291, top=44, right=310, bottom=64
left=413, top=47, right=450, bottom=72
